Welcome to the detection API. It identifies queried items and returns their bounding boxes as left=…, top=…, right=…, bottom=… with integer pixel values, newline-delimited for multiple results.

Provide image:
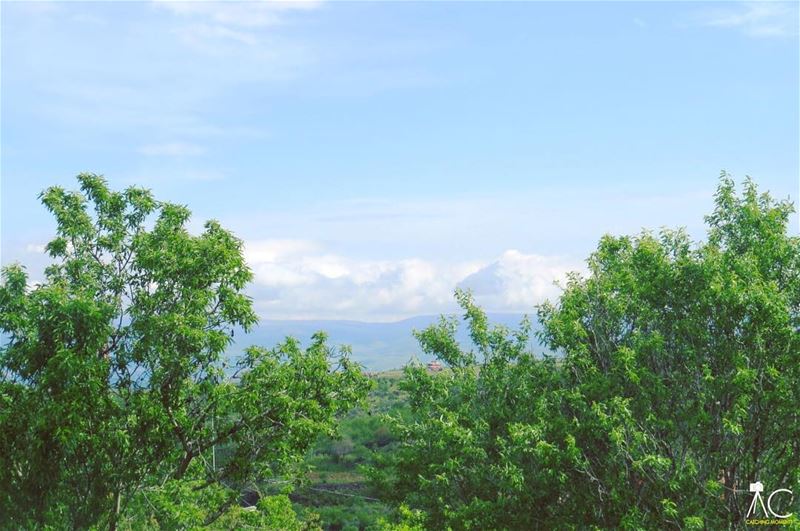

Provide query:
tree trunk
left=109, top=491, right=121, bottom=531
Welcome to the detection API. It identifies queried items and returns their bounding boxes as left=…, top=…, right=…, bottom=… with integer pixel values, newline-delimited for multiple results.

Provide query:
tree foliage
left=373, top=175, right=800, bottom=529
left=119, top=465, right=318, bottom=531
left=0, top=174, right=370, bottom=529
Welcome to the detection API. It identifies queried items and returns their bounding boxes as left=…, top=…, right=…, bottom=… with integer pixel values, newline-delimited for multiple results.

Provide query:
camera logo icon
left=746, top=480, right=793, bottom=520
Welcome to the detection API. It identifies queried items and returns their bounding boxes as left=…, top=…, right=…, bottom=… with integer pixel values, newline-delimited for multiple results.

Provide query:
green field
left=291, top=371, right=407, bottom=531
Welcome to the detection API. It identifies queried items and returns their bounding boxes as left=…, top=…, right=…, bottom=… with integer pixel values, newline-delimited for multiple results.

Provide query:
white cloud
left=243, top=239, right=580, bottom=321
left=138, top=142, right=205, bottom=157
left=8, top=1, right=316, bottom=140
left=25, top=243, right=46, bottom=254
left=155, top=0, right=321, bottom=28
left=697, top=2, right=798, bottom=38
left=459, top=250, right=585, bottom=311
left=155, top=0, right=322, bottom=48
left=245, top=239, right=319, bottom=263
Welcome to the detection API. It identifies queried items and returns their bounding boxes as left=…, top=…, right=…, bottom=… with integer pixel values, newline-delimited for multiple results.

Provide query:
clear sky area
left=2, top=1, right=798, bottom=320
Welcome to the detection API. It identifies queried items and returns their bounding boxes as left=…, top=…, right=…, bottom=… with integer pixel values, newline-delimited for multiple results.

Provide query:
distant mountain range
left=0, top=313, right=550, bottom=372
left=229, top=313, right=549, bottom=371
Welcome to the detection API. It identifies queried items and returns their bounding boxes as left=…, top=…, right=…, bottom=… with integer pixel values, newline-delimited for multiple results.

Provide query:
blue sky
left=2, top=1, right=798, bottom=320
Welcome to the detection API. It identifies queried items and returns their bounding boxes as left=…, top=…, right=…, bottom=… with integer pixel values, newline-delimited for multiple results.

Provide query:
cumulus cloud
left=243, top=240, right=581, bottom=321
left=458, top=250, right=583, bottom=311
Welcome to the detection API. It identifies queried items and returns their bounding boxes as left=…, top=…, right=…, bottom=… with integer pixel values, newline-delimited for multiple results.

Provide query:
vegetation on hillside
left=0, top=175, right=370, bottom=529
left=369, top=176, right=800, bottom=529
left=1, top=174, right=797, bottom=530
left=294, top=371, right=408, bottom=530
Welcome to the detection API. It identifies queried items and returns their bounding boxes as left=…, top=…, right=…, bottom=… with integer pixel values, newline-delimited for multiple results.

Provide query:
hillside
left=228, top=313, right=547, bottom=371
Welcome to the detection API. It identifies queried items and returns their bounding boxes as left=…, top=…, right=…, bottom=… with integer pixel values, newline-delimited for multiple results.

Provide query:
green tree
left=119, top=464, right=320, bottom=531
left=537, top=175, right=800, bottom=528
left=369, top=291, right=572, bottom=529
left=373, top=175, right=800, bottom=529
left=0, top=174, right=370, bottom=529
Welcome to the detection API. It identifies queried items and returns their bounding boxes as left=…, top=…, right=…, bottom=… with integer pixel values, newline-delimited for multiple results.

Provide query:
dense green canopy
left=372, top=175, right=800, bottom=529
left=0, top=174, right=370, bottom=529
left=2, top=173, right=796, bottom=529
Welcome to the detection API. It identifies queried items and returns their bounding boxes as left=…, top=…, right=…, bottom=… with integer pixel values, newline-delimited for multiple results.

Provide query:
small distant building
left=426, top=361, right=443, bottom=372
